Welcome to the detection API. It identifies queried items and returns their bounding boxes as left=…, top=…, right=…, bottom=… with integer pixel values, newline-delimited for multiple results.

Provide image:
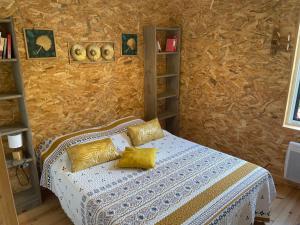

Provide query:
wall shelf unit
left=144, top=25, right=181, bottom=134
left=0, top=17, right=41, bottom=214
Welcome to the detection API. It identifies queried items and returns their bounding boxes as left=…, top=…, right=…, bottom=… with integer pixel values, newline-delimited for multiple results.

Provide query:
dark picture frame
left=23, top=28, right=57, bottom=59
left=121, top=33, right=137, bottom=56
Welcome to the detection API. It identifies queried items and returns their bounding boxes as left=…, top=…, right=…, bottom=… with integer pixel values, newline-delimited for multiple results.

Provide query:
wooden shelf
left=14, top=187, right=41, bottom=213
left=156, top=27, right=180, bottom=31
left=0, top=125, right=28, bottom=136
left=6, top=158, right=33, bottom=169
left=157, top=91, right=177, bottom=100
left=144, top=25, right=180, bottom=134
left=157, top=73, right=178, bottom=79
left=0, top=94, right=22, bottom=101
left=157, top=51, right=179, bottom=55
left=0, top=58, right=18, bottom=63
left=0, top=16, right=42, bottom=214
left=0, top=18, right=11, bottom=23
left=158, top=111, right=178, bottom=120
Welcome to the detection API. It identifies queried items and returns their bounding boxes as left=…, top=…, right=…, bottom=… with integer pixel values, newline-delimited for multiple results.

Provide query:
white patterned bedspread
left=39, top=117, right=276, bottom=225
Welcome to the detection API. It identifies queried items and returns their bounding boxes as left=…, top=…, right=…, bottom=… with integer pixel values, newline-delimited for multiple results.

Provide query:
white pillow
left=110, top=132, right=132, bottom=152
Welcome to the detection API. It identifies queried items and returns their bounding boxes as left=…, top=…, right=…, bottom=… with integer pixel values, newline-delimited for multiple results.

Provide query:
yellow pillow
left=67, top=138, right=119, bottom=172
left=127, top=118, right=164, bottom=146
left=117, top=147, right=157, bottom=169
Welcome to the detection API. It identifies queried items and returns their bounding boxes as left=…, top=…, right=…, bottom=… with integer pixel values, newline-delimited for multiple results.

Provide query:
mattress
left=39, top=116, right=276, bottom=225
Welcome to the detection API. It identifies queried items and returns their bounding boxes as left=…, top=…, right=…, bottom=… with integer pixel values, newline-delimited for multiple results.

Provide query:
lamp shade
left=7, top=133, right=23, bottom=149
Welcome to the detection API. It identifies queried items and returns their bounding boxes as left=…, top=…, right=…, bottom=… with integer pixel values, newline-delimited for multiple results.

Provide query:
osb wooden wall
left=0, top=0, right=181, bottom=147
left=1, top=0, right=300, bottom=184
left=179, top=0, right=300, bottom=183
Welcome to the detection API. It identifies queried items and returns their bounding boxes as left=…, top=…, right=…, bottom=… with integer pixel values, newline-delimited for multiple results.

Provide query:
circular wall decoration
left=101, top=44, right=115, bottom=61
left=86, top=44, right=101, bottom=61
left=70, top=44, right=86, bottom=61
left=68, top=42, right=115, bottom=63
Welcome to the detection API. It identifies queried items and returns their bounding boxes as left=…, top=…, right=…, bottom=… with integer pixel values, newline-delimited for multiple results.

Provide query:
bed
left=38, top=116, right=276, bottom=225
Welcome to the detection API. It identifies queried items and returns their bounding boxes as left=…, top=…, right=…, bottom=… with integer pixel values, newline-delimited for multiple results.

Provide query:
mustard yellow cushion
left=67, top=138, right=119, bottom=172
left=127, top=118, right=164, bottom=146
left=117, top=147, right=157, bottom=169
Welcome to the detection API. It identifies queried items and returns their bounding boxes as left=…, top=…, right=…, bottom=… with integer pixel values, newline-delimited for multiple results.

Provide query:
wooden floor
left=18, top=185, right=300, bottom=225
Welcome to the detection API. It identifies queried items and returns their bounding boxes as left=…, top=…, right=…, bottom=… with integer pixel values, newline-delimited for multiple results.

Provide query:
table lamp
left=7, top=133, right=23, bottom=161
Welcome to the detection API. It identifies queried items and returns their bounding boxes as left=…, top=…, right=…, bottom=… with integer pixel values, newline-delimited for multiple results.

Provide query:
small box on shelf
left=165, top=36, right=177, bottom=52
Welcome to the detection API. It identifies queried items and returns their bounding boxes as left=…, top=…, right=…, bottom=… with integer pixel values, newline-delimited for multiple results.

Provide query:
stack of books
left=0, top=32, right=12, bottom=59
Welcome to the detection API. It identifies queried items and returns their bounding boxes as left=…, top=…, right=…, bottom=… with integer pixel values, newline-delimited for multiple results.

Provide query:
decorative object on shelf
left=12, top=150, right=23, bottom=161
left=70, top=44, right=86, bottom=61
left=7, top=133, right=30, bottom=193
left=122, top=33, right=137, bottom=55
left=157, top=40, right=162, bottom=52
left=101, top=43, right=115, bottom=61
left=68, top=41, right=115, bottom=64
left=271, top=28, right=292, bottom=55
left=0, top=0, right=17, bottom=18
left=23, top=28, right=57, bottom=59
left=165, top=36, right=177, bottom=52
left=8, top=133, right=24, bottom=161
left=86, top=44, right=101, bottom=61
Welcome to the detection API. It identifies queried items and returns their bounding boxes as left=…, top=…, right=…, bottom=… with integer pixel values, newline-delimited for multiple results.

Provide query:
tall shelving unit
left=0, top=17, right=41, bottom=213
left=144, top=26, right=181, bottom=134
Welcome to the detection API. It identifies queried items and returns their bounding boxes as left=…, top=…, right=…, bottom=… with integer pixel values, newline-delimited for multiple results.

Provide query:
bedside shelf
left=0, top=94, right=22, bottom=101
left=14, top=187, right=41, bottom=214
left=0, top=125, right=28, bottom=136
left=6, top=158, right=33, bottom=169
left=0, top=16, right=41, bottom=215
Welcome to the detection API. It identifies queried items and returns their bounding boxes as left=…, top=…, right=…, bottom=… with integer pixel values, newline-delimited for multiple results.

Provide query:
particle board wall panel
left=179, top=0, right=300, bottom=183
left=1, top=0, right=300, bottom=187
left=0, top=0, right=180, bottom=147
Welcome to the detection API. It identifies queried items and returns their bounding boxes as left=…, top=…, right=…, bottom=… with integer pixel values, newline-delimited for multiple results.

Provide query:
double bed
left=38, top=116, right=276, bottom=225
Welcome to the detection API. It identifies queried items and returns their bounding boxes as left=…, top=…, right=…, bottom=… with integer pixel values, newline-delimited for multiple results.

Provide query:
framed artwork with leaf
left=23, top=28, right=57, bottom=59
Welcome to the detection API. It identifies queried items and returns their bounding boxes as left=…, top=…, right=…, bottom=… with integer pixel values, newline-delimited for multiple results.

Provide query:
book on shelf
left=2, top=37, right=7, bottom=59
left=7, top=33, right=11, bottom=59
left=0, top=32, right=12, bottom=59
left=0, top=36, right=4, bottom=57
left=165, top=36, right=177, bottom=52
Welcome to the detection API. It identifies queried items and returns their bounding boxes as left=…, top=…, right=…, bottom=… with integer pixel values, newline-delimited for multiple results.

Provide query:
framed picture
left=23, top=28, right=57, bottom=59
left=121, top=33, right=137, bottom=56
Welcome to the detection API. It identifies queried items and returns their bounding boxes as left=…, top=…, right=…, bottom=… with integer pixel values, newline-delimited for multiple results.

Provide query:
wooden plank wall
left=179, top=0, right=300, bottom=184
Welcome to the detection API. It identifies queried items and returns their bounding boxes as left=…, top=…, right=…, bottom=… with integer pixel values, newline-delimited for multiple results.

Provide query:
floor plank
left=18, top=185, right=300, bottom=225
